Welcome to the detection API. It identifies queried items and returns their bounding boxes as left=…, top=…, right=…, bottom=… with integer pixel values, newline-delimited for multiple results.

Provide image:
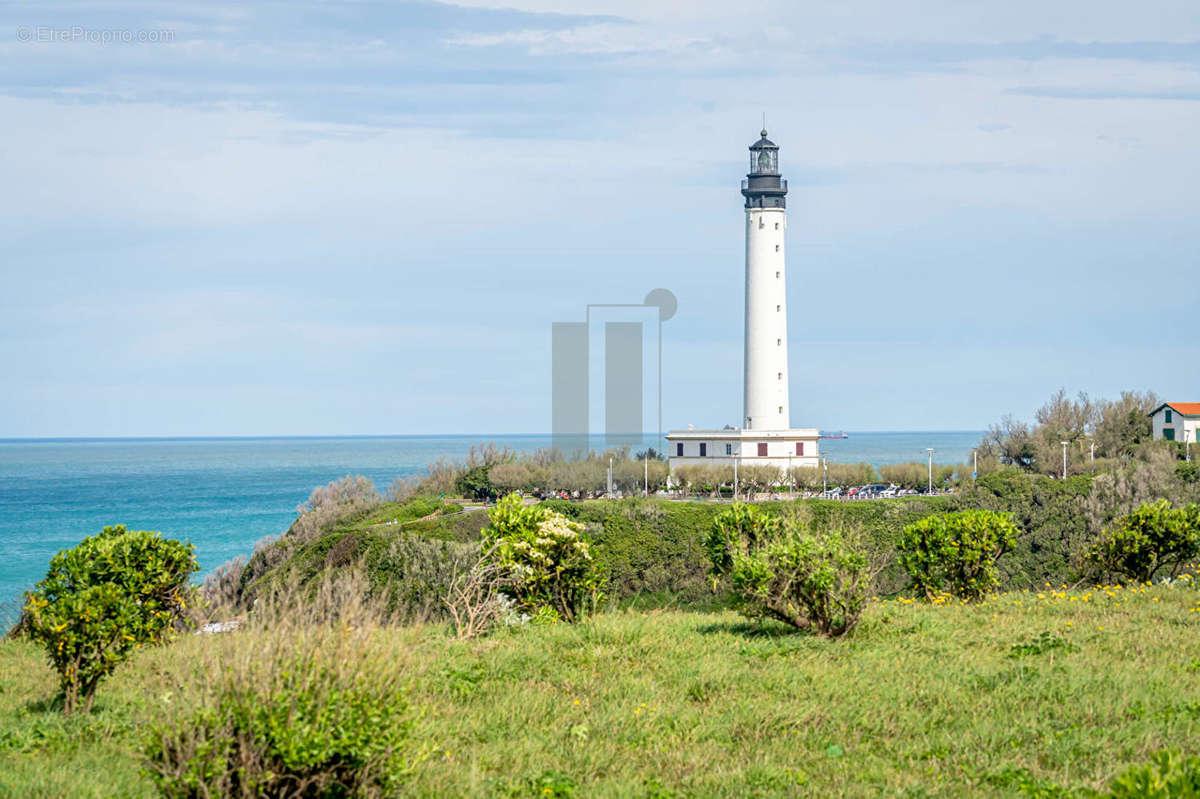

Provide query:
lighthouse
left=742, top=130, right=790, bottom=431
left=666, top=129, right=819, bottom=474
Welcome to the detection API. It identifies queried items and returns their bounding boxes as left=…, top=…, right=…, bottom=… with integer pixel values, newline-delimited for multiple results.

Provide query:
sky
left=0, top=0, right=1197, bottom=437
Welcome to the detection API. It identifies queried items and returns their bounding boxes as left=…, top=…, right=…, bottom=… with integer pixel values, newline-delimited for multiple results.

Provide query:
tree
left=488, top=463, right=532, bottom=494
left=23, top=526, right=198, bottom=714
left=1093, top=390, right=1158, bottom=458
left=1085, top=500, right=1200, bottom=583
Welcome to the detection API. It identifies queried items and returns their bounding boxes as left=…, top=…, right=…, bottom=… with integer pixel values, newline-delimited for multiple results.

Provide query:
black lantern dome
left=741, top=128, right=787, bottom=209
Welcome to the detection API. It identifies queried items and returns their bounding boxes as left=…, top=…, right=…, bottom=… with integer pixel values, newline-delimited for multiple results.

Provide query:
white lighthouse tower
left=742, top=130, right=790, bottom=431
left=666, top=129, right=820, bottom=475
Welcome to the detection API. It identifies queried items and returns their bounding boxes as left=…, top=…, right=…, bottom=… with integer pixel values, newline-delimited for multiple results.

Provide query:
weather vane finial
left=761, top=112, right=767, bottom=137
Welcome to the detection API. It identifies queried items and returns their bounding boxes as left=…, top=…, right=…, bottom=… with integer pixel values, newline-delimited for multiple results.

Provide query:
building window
left=777, top=338, right=781, bottom=345
left=758, top=218, right=764, bottom=229
left=778, top=406, right=783, bottom=414
left=699, top=443, right=707, bottom=457
left=796, top=442, right=804, bottom=456
left=776, top=305, right=781, bottom=312
left=675, top=442, right=683, bottom=457
left=757, top=443, right=768, bottom=457
left=776, top=271, right=780, bottom=278
left=1166, top=409, right=1173, bottom=423
left=725, top=443, right=732, bottom=455
left=1165, top=428, right=1176, bottom=441
left=777, top=372, right=782, bottom=380
left=774, top=222, right=779, bottom=229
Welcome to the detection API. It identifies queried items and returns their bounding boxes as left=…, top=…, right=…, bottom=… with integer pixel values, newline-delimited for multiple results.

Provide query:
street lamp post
left=972, top=449, right=977, bottom=483
left=925, top=448, right=934, bottom=493
left=1089, top=439, right=1095, bottom=466
left=644, top=450, right=649, bottom=497
left=729, top=451, right=739, bottom=501
left=822, top=458, right=827, bottom=496
left=1060, top=441, right=1068, bottom=480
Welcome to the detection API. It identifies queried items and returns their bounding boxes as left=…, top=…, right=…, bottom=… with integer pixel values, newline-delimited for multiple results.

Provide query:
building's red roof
left=1164, top=402, right=1200, bottom=417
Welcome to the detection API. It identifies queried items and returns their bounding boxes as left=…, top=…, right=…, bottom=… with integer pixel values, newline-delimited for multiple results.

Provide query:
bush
left=705, top=504, right=869, bottom=636
left=1102, top=750, right=1200, bottom=798
left=1084, top=500, right=1200, bottom=583
left=22, top=525, right=197, bottom=714
left=729, top=526, right=870, bottom=636
left=898, top=510, right=1019, bottom=601
left=704, top=503, right=782, bottom=580
left=145, top=627, right=419, bottom=798
left=482, top=494, right=602, bottom=622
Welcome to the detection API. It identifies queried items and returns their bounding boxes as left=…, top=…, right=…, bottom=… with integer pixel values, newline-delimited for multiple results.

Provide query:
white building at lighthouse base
left=665, top=426, right=820, bottom=473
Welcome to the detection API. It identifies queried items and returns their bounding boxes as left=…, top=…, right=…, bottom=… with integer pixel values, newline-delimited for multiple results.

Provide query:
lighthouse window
left=778, top=406, right=783, bottom=414
left=776, top=338, right=781, bottom=346
left=777, top=372, right=782, bottom=380
left=776, top=305, right=781, bottom=312
left=775, top=244, right=779, bottom=252
left=759, top=219, right=764, bottom=229
left=774, top=222, right=779, bottom=230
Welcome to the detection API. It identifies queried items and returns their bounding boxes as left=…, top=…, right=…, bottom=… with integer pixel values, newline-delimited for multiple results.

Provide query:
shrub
left=728, top=526, right=870, bottom=636
left=1085, top=500, right=1200, bottom=583
left=482, top=494, right=602, bottom=622
left=1102, top=750, right=1200, bottom=798
left=705, top=504, right=869, bottom=636
left=898, top=510, right=1019, bottom=601
left=145, top=626, right=419, bottom=798
left=22, top=525, right=197, bottom=714
left=704, top=503, right=782, bottom=580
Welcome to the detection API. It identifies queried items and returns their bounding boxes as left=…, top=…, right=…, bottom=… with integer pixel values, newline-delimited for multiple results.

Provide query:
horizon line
left=0, top=430, right=987, bottom=443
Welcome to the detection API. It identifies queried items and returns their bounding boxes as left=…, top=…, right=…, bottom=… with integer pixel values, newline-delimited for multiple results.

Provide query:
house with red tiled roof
left=1148, top=402, right=1200, bottom=443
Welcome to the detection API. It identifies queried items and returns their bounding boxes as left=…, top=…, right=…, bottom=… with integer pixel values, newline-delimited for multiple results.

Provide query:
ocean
left=0, top=431, right=981, bottom=618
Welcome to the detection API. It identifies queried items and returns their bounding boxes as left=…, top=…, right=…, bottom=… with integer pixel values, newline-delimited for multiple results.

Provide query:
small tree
left=898, top=510, right=1018, bottom=601
left=23, top=525, right=198, bottom=713
left=729, top=528, right=870, bottom=636
left=481, top=494, right=602, bottom=622
left=1085, top=500, right=1200, bottom=584
left=705, top=504, right=869, bottom=636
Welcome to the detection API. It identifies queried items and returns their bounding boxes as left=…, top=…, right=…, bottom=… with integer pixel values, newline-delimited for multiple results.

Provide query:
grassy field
left=3, top=580, right=1199, bottom=798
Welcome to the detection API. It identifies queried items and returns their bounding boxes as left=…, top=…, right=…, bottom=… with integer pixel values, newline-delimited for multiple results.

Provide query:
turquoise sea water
left=0, top=431, right=981, bottom=618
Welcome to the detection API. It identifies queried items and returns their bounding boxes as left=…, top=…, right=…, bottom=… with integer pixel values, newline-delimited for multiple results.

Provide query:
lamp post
left=972, top=449, right=978, bottom=483
left=925, top=448, right=934, bottom=493
left=1089, top=439, right=1095, bottom=466
left=822, top=457, right=827, bottom=496
left=644, top=450, right=649, bottom=497
left=733, top=454, right=739, bottom=501
left=1060, top=441, right=1068, bottom=479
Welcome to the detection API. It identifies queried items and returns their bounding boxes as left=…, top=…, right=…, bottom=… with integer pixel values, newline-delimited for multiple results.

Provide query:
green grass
left=4, top=582, right=1200, bottom=797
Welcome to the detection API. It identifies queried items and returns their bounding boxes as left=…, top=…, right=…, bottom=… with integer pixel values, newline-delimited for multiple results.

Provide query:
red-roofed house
left=1148, top=402, right=1200, bottom=443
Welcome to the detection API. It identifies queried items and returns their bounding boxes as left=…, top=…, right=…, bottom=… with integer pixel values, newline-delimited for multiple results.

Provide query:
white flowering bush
left=482, top=494, right=603, bottom=622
